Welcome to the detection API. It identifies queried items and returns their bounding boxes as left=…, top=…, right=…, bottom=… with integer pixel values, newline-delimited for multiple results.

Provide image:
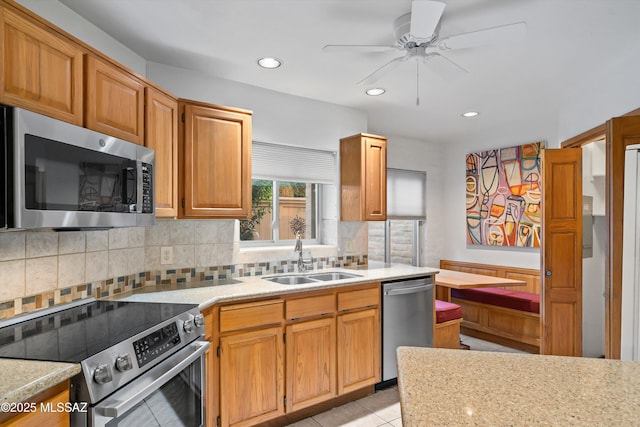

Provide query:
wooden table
left=435, top=269, right=526, bottom=302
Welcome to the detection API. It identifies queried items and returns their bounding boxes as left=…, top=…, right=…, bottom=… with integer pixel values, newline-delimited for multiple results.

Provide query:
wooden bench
left=434, top=299, right=463, bottom=349
left=439, top=260, right=541, bottom=353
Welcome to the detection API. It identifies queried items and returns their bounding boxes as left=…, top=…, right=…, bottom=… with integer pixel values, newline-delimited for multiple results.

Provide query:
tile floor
left=285, top=335, right=527, bottom=427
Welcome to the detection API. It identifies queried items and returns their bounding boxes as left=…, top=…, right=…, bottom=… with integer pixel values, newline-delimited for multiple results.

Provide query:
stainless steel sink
left=265, top=275, right=317, bottom=285
left=306, top=272, right=362, bottom=281
left=264, top=271, right=362, bottom=285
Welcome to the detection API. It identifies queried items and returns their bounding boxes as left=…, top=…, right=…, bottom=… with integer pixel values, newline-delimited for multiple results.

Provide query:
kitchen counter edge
left=0, top=359, right=81, bottom=404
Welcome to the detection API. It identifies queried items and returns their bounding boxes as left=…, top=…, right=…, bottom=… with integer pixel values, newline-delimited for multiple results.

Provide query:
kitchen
left=1, top=0, right=640, bottom=426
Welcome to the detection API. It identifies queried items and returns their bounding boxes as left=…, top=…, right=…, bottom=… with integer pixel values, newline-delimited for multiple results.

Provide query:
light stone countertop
left=0, top=359, right=81, bottom=403
left=0, top=263, right=438, bottom=406
left=396, top=346, right=640, bottom=426
left=113, top=263, right=440, bottom=310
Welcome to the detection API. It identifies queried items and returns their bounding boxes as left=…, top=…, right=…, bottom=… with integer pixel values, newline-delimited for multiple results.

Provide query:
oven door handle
left=97, top=340, right=210, bottom=419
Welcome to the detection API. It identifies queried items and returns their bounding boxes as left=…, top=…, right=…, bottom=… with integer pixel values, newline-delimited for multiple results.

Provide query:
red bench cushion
left=435, top=299, right=463, bottom=323
left=451, top=287, right=540, bottom=314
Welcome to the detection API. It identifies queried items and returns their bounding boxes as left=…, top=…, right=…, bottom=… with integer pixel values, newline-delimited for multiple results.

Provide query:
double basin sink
left=264, top=271, right=362, bottom=285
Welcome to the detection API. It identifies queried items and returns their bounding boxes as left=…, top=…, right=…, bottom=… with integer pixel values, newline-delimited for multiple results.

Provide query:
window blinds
left=386, top=168, right=426, bottom=220
left=252, top=141, right=336, bottom=184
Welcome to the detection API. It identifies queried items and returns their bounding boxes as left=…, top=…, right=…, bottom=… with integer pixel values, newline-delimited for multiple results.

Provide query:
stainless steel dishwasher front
left=381, top=276, right=434, bottom=381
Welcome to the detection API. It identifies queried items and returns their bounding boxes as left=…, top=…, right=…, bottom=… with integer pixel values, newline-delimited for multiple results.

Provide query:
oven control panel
left=133, top=322, right=181, bottom=367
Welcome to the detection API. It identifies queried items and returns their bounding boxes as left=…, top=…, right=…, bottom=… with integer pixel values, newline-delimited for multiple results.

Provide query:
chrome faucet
left=294, top=232, right=313, bottom=272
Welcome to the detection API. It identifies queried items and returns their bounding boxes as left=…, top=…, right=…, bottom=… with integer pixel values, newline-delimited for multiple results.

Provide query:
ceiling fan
left=323, top=0, right=526, bottom=105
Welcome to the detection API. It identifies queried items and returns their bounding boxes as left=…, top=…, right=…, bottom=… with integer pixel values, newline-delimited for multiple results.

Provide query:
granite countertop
left=0, top=264, right=438, bottom=406
left=113, top=263, right=440, bottom=309
left=0, top=359, right=81, bottom=403
left=396, top=346, right=640, bottom=426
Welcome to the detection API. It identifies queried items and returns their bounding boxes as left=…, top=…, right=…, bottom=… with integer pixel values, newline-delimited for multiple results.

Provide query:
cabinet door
left=337, top=308, right=380, bottom=394
left=145, top=87, right=178, bottom=217
left=220, top=327, right=284, bottom=427
left=285, top=317, right=336, bottom=412
left=85, top=55, right=144, bottom=144
left=363, top=137, right=386, bottom=220
left=0, top=7, right=83, bottom=125
left=181, top=102, right=252, bottom=219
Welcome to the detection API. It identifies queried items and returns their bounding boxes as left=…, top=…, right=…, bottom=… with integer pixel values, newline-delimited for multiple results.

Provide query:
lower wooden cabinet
left=286, top=317, right=337, bottom=412
left=214, top=284, right=380, bottom=426
left=219, top=326, right=285, bottom=427
left=337, top=308, right=380, bottom=395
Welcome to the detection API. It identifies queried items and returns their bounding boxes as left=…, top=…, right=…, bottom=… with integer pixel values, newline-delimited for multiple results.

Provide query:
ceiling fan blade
left=437, top=22, right=526, bottom=51
left=322, top=44, right=398, bottom=53
left=357, top=55, right=409, bottom=85
left=410, top=0, right=446, bottom=40
left=424, top=52, right=468, bottom=81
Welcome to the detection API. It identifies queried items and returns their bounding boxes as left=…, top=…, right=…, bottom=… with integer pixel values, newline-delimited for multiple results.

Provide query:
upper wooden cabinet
left=340, top=133, right=387, bottom=221
left=0, top=6, right=83, bottom=125
left=85, top=55, right=144, bottom=144
left=145, top=87, right=178, bottom=217
left=179, top=99, right=252, bottom=219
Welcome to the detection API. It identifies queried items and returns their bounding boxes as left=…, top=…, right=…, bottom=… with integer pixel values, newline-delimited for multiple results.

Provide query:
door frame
left=561, top=107, right=640, bottom=359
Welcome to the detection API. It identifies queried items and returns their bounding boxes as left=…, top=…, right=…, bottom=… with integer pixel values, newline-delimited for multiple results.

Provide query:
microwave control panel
left=141, top=163, right=153, bottom=213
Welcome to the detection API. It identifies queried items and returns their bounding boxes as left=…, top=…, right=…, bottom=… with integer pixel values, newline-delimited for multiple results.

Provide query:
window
left=240, top=180, right=319, bottom=243
left=242, top=141, right=335, bottom=245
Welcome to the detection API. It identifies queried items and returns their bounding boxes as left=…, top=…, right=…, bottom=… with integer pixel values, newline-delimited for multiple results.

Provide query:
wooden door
left=145, top=87, right=178, bottom=217
left=85, top=55, right=144, bottom=144
left=180, top=101, right=252, bottom=219
left=219, top=327, right=284, bottom=427
left=285, top=317, right=336, bottom=412
left=606, top=115, right=640, bottom=359
left=364, top=137, right=387, bottom=220
left=541, top=148, right=582, bottom=356
left=0, top=7, right=83, bottom=125
left=337, top=308, right=380, bottom=394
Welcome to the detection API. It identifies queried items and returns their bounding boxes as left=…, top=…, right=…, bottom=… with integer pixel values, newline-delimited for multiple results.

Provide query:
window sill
left=238, top=244, right=337, bottom=263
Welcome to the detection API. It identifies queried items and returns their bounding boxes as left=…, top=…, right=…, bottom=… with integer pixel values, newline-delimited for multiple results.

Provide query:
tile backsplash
left=0, top=219, right=366, bottom=319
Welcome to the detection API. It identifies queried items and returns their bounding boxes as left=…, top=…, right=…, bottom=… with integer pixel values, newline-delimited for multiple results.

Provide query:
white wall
left=558, top=43, right=640, bottom=142
left=16, top=0, right=146, bottom=75
left=147, top=62, right=366, bottom=152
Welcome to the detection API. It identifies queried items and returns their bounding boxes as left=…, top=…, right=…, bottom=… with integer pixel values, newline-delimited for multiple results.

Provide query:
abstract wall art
left=466, top=142, right=543, bottom=247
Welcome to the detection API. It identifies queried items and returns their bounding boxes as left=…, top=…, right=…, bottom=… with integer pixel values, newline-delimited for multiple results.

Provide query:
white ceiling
left=58, top=0, right=640, bottom=144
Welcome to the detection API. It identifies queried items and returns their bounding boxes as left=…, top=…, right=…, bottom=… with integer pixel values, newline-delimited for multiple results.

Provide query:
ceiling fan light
left=366, top=88, right=386, bottom=96
left=462, top=111, right=479, bottom=117
left=257, top=57, right=283, bottom=69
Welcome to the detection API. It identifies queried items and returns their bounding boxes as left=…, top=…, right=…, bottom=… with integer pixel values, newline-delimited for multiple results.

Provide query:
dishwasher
left=381, top=276, right=434, bottom=382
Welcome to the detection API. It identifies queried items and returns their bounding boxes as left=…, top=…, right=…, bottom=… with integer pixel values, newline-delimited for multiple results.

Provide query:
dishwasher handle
left=384, top=283, right=434, bottom=296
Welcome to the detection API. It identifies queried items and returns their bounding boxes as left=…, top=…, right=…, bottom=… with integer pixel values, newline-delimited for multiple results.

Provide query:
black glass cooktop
left=0, top=300, right=198, bottom=363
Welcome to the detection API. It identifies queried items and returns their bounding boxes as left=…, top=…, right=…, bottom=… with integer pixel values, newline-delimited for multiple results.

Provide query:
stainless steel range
left=0, top=298, right=209, bottom=427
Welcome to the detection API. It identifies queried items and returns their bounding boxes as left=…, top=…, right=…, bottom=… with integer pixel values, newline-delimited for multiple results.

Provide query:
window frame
left=240, top=180, right=323, bottom=247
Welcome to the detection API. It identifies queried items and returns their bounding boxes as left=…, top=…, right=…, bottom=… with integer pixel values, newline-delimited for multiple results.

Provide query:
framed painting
left=466, top=141, right=542, bottom=247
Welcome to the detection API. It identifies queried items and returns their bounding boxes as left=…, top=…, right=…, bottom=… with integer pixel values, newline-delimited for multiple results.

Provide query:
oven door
left=90, top=340, right=209, bottom=427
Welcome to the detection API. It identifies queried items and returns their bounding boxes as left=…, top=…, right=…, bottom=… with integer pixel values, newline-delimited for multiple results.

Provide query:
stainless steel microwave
left=1, top=106, right=155, bottom=230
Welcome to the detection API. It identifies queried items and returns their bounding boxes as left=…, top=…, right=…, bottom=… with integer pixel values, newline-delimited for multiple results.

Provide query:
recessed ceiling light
left=366, top=88, right=386, bottom=96
left=462, top=111, right=479, bottom=117
left=257, top=57, right=283, bottom=69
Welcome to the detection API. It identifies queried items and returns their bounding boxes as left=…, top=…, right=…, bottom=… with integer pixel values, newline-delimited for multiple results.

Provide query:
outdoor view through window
left=240, top=180, right=318, bottom=242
